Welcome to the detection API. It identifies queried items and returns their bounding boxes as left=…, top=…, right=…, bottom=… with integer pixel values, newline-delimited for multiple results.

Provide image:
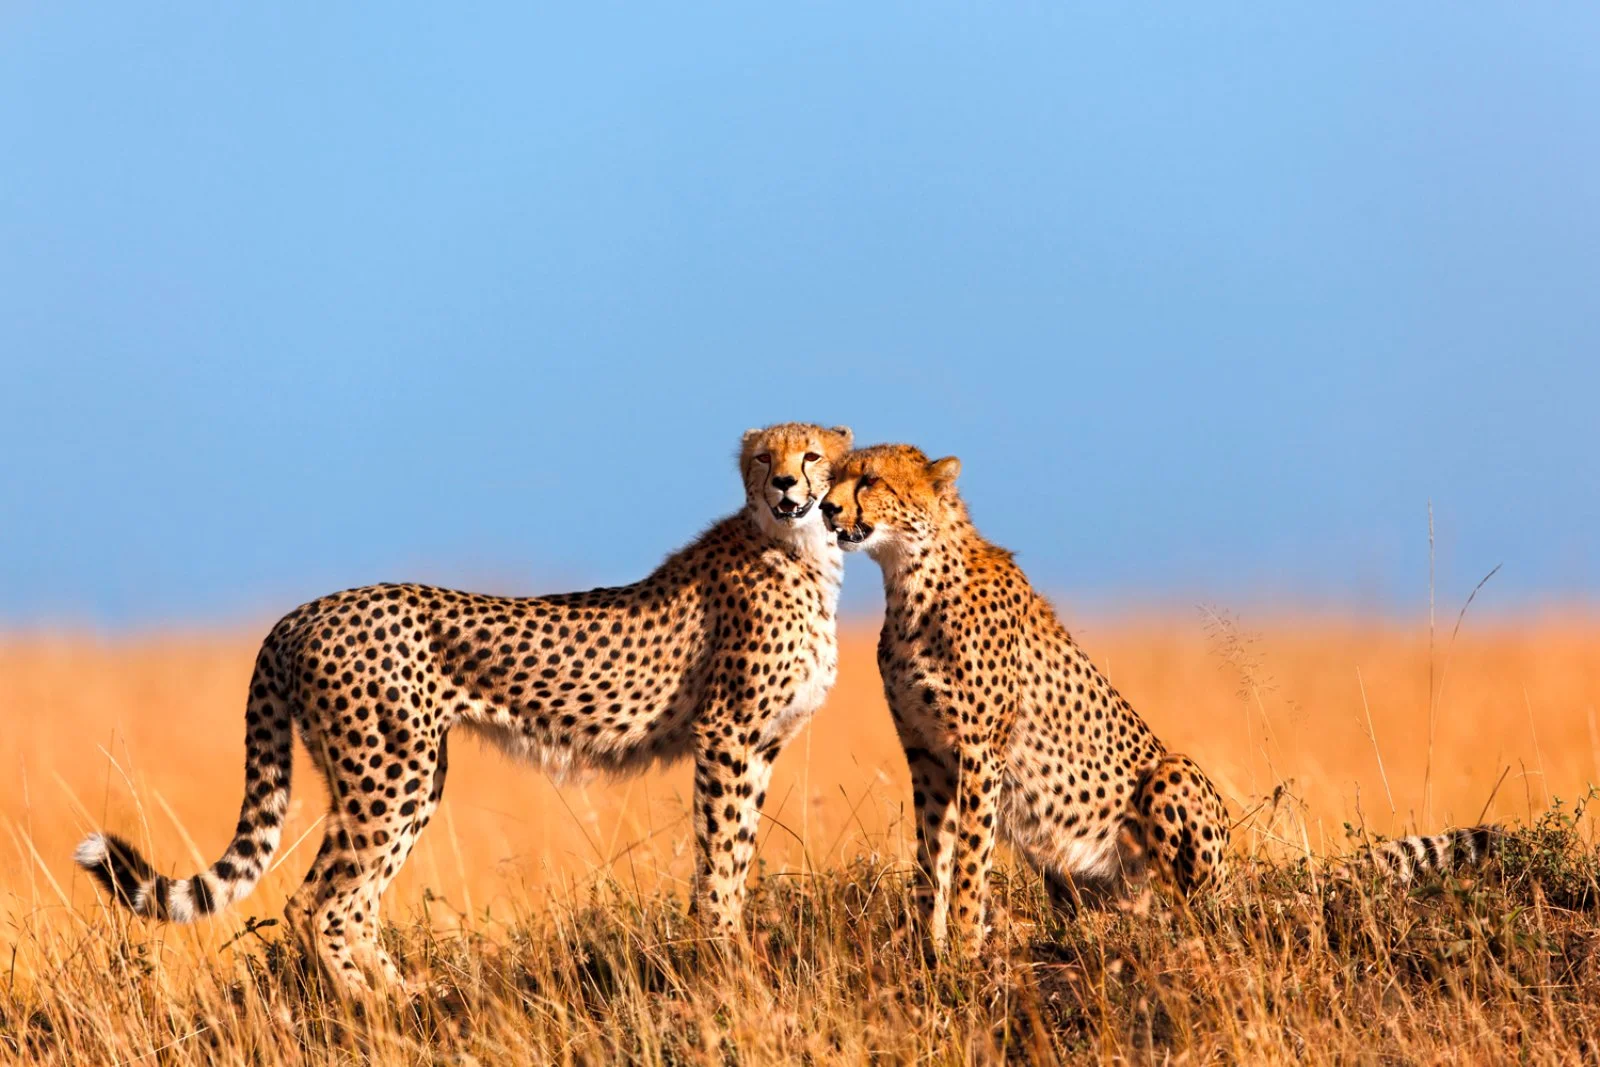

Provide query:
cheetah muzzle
left=819, top=502, right=871, bottom=546
left=772, top=496, right=814, bottom=521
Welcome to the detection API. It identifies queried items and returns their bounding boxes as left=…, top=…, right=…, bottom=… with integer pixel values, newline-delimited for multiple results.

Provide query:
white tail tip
left=74, top=832, right=109, bottom=869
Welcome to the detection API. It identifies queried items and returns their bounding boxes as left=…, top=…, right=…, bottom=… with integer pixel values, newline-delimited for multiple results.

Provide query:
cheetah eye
left=858, top=475, right=875, bottom=490
left=755, top=453, right=771, bottom=464
left=803, top=452, right=820, bottom=463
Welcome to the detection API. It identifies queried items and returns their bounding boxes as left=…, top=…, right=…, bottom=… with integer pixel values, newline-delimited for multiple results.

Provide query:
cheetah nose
left=771, top=475, right=798, bottom=491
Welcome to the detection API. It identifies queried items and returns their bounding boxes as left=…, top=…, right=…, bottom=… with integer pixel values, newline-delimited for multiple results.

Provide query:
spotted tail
left=1353, top=825, right=1500, bottom=882
left=74, top=649, right=294, bottom=922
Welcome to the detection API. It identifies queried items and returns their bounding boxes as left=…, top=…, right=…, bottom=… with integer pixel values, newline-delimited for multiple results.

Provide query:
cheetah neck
left=750, top=508, right=844, bottom=613
left=878, top=507, right=1011, bottom=623
left=877, top=528, right=967, bottom=626
left=795, top=517, right=844, bottom=611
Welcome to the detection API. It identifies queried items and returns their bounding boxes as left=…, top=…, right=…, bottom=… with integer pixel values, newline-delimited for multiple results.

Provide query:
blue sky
left=2, top=4, right=1596, bottom=626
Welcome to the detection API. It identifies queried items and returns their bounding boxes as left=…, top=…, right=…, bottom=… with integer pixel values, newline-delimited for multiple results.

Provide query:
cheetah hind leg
left=1121, top=754, right=1230, bottom=897
left=346, top=736, right=450, bottom=994
left=286, top=738, right=449, bottom=996
left=284, top=816, right=382, bottom=995
left=285, top=815, right=426, bottom=997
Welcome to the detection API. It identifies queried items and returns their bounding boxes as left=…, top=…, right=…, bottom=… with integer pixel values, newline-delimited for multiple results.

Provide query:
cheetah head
left=819, top=444, right=961, bottom=559
left=740, top=423, right=855, bottom=540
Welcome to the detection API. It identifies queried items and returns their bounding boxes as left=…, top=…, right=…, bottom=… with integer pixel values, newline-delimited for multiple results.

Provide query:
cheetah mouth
left=834, top=523, right=873, bottom=547
left=771, top=498, right=814, bottom=521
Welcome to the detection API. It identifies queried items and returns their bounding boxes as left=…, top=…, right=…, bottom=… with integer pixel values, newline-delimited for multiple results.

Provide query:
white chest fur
left=759, top=520, right=843, bottom=748
left=763, top=627, right=838, bottom=749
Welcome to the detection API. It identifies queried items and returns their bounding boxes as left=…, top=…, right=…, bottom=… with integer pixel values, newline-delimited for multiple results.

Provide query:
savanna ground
left=2, top=613, right=1598, bottom=1063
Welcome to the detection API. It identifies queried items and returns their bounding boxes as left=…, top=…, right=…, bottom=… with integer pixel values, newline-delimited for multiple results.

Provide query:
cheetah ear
left=928, top=456, right=961, bottom=496
left=828, top=425, right=854, bottom=452
left=741, top=427, right=764, bottom=451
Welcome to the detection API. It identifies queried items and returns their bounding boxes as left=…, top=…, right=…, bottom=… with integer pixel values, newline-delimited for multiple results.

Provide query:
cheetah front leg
left=690, top=737, right=776, bottom=942
left=949, top=738, right=1003, bottom=957
left=902, top=744, right=960, bottom=951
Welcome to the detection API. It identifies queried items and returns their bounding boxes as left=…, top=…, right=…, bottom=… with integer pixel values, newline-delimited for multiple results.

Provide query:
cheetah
left=821, top=444, right=1501, bottom=953
left=75, top=421, right=855, bottom=990
left=819, top=443, right=1229, bottom=953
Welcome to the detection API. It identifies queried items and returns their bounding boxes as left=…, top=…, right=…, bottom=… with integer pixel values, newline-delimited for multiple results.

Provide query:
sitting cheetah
left=819, top=444, right=1229, bottom=953
left=821, top=445, right=1500, bottom=953
left=76, top=422, right=854, bottom=990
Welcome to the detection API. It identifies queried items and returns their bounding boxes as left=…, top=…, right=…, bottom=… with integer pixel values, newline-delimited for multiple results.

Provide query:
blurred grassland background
left=6, top=616, right=1595, bottom=961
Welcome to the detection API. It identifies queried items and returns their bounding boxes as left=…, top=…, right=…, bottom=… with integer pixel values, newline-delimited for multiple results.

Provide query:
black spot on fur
left=189, top=874, right=217, bottom=916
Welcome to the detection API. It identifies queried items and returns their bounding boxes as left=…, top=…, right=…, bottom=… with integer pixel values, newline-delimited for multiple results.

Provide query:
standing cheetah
left=820, top=444, right=1229, bottom=953
left=76, top=422, right=854, bottom=990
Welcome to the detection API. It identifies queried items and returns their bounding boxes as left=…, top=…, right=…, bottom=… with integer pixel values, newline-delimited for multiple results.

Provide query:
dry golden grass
left=2, top=614, right=1598, bottom=1063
